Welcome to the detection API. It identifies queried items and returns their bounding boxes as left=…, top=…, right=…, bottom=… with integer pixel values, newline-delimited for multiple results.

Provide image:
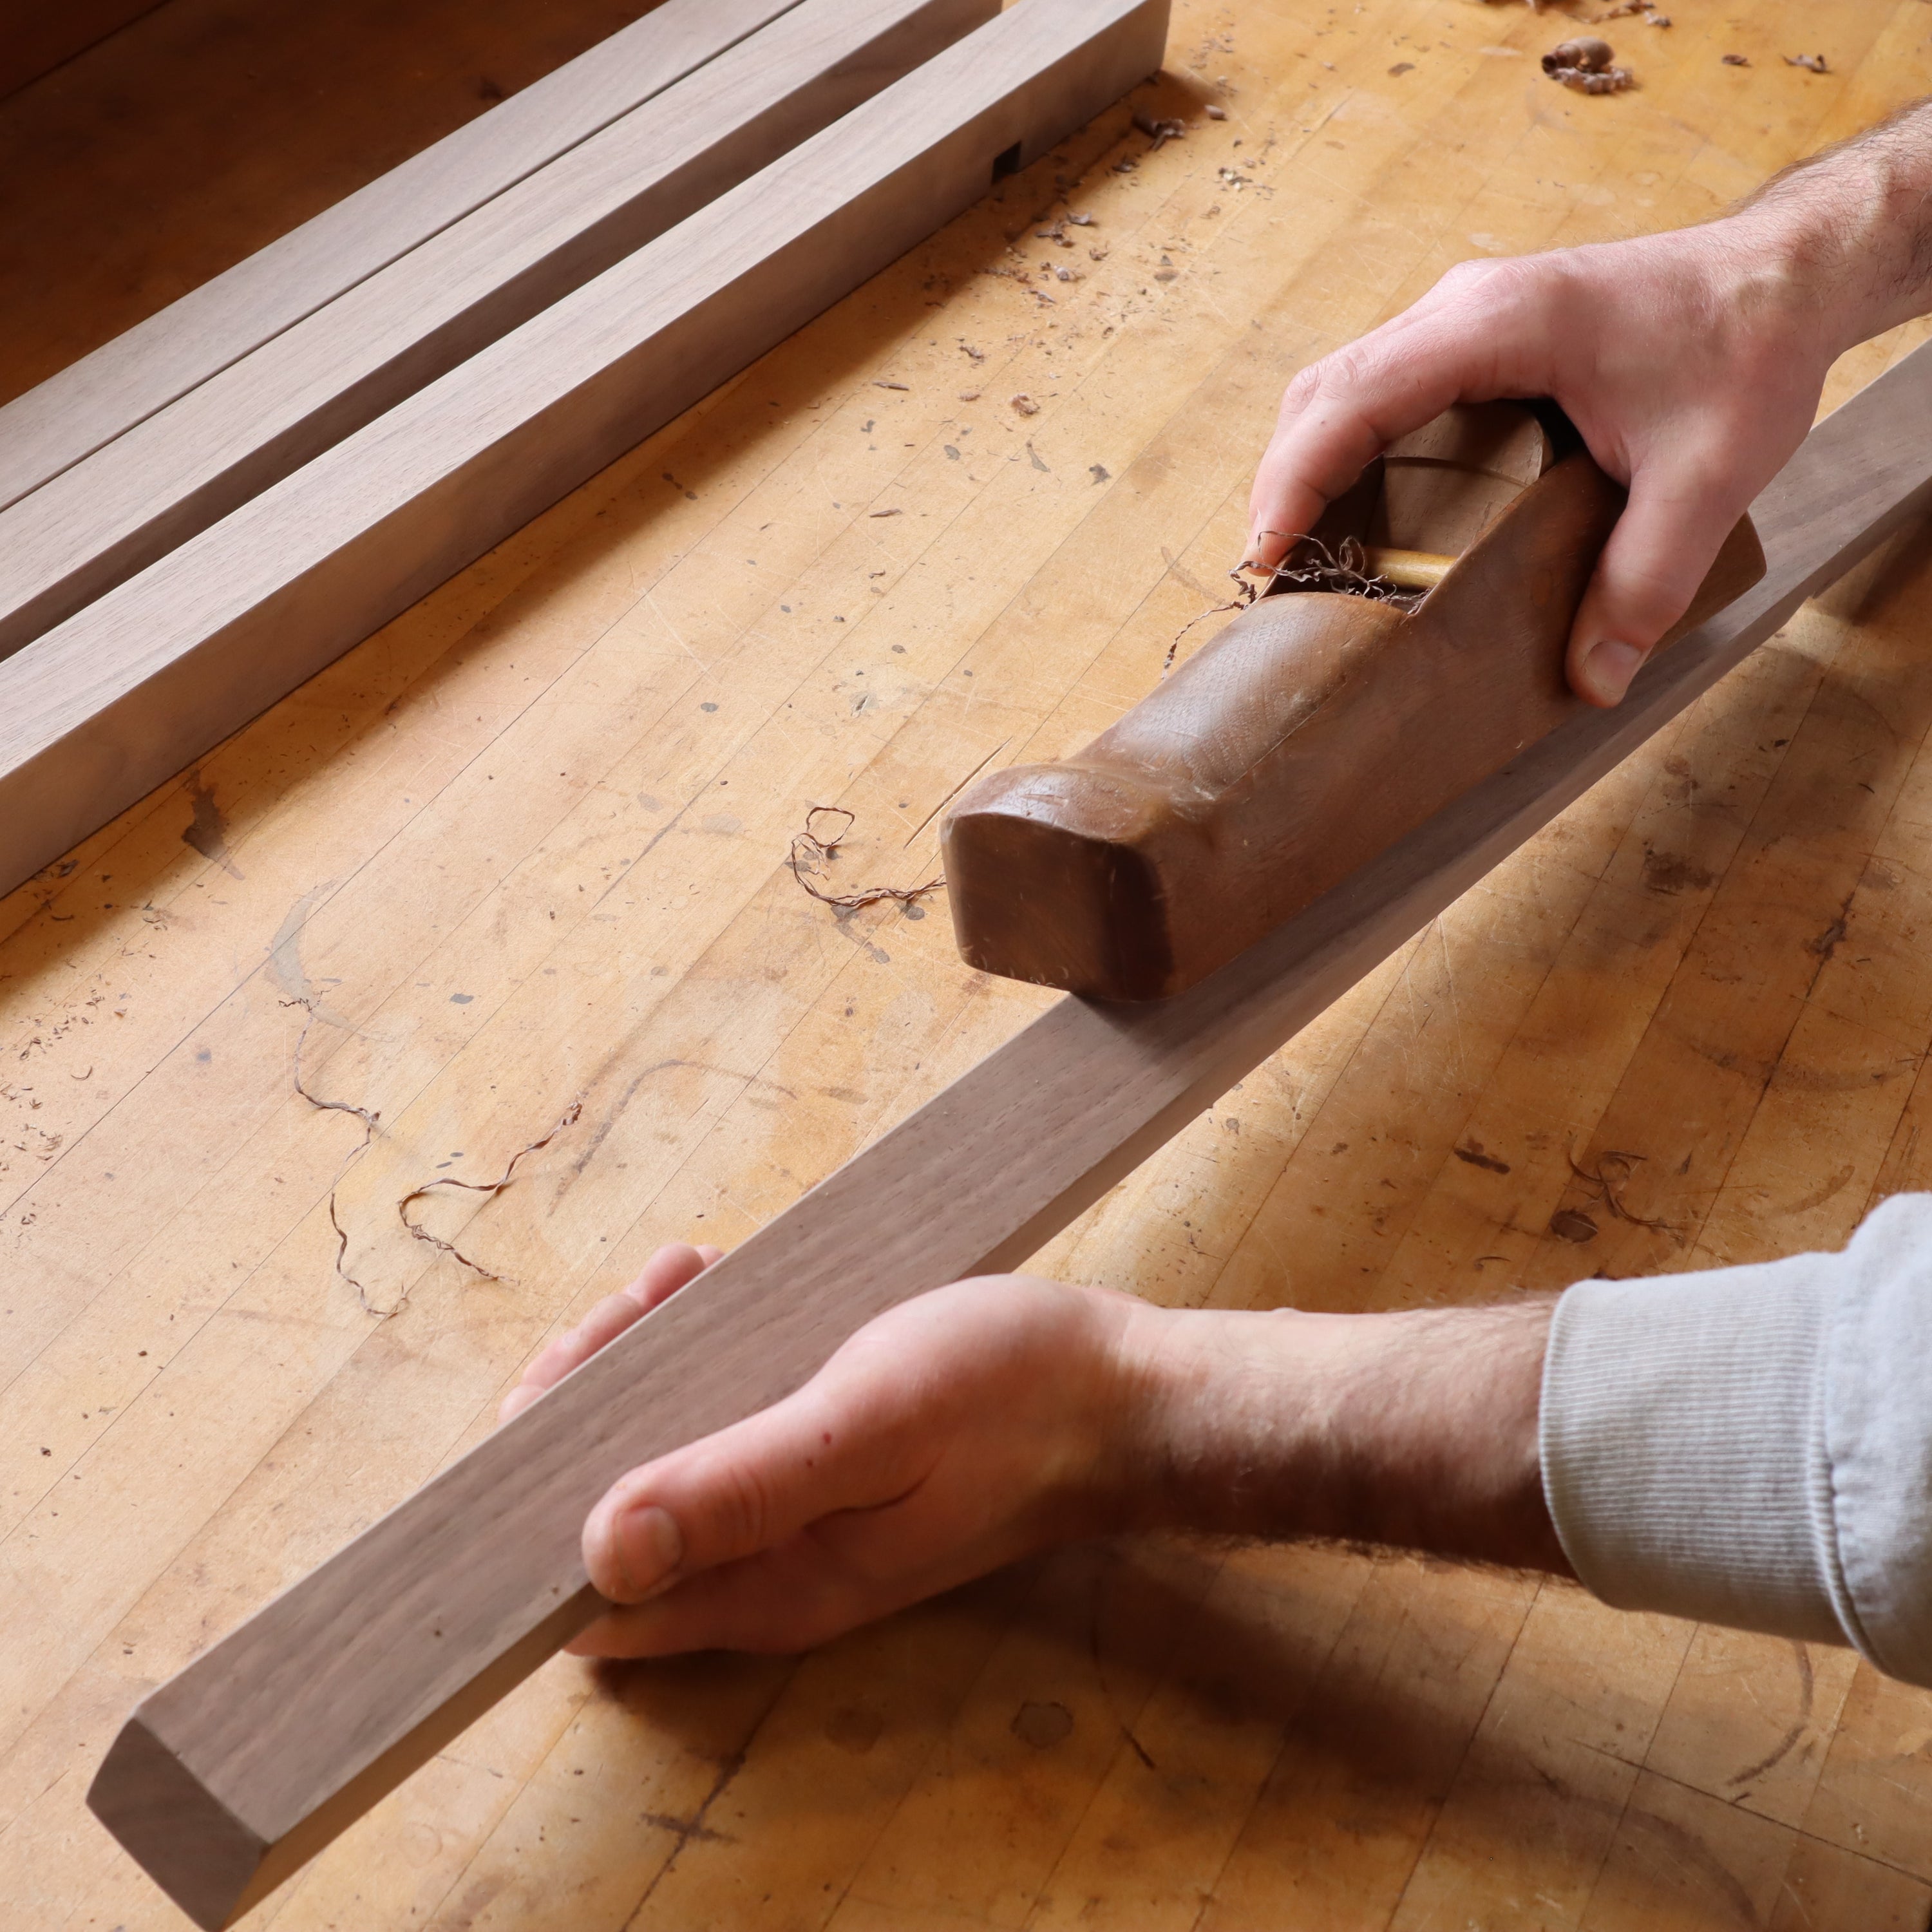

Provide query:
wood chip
left=1010, top=393, right=1040, bottom=415
left=1542, top=35, right=1614, bottom=72
left=873, top=379, right=910, bottom=390
left=1131, top=111, right=1186, bottom=149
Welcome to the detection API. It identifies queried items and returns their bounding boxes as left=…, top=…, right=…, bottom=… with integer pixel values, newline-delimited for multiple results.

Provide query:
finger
left=498, top=1242, right=721, bottom=1423
left=568, top=1539, right=901, bottom=1658
left=1245, top=298, right=1509, bottom=572
left=581, top=1367, right=921, bottom=1604
left=1565, top=454, right=1751, bottom=706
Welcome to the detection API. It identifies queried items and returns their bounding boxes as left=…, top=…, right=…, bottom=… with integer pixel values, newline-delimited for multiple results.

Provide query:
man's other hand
left=502, top=1255, right=1157, bottom=1657
left=1247, top=224, right=1835, bottom=706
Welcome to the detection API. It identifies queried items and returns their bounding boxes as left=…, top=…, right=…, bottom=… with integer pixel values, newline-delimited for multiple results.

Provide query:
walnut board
left=0, top=0, right=816, bottom=516
left=0, top=0, right=997, bottom=660
left=10, top=3, right=1932, bottom=1929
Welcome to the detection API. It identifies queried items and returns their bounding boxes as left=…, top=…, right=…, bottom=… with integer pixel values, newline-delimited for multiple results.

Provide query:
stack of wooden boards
left=0, top=0, right=1170, bottom=907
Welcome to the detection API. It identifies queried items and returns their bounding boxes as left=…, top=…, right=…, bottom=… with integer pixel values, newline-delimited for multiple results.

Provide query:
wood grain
left=0, top=0, right=164, bottom=104
left=85, top=337, right=1932, bottom=1928
left=0, top=0, right=808, bottom=515
left=0, top=0, right=1167, bottom=911
left=0, top=0, right=996, bottom=660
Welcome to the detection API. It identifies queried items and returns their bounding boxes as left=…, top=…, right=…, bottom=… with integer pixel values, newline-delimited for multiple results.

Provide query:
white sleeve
left=1540, top=1191, right=1932, bottom=1683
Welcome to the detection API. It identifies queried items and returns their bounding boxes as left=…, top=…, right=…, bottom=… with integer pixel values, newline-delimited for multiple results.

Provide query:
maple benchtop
left=5, top=1, right=1932, bottom=1926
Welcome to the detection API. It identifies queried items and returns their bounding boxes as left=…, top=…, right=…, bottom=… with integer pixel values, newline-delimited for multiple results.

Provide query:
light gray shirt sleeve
left=1541, top=1191, right=1932, bottom=1684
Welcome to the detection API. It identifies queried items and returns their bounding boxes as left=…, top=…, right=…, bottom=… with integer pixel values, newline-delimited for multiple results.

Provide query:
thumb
left=1566, top=454, right=1752, bottom=706
left=581, top=1373, right=915, bottom=1604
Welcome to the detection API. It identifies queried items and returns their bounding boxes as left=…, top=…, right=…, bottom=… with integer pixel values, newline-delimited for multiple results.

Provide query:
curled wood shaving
left=1162, top=533, right=1424, bottom=677
left=283, top=996, right=388, bottom=1316
left=397, top=1098, right=585, bottom=1280
left=1163, top=580, right=1250, bottom=674
left=1566, top=1147, right=1677, bottom=1233
left=1550, top=62, right=1633, bottom=92
left=1785, top=52, right=1828, bottom=72
left=328, top=1193, right=384, bottom=1318
left=283, top=996, right=378, bottom=1149
left=1132, top=110, right=1187, bottom=150
left=1542, top=37, right=1633, bottom=90
left=788, top=806, right=943, bottom=911
left=1262, top=534, right=1426, bottom=608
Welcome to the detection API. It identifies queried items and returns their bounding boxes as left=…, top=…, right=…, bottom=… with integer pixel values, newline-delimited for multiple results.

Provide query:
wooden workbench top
left=5, top=1, right=1932, bottom=1926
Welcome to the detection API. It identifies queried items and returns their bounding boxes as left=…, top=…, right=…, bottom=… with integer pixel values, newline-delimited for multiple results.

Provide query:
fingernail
left=612, top=1502, right=683, bottom=1599
left=1581, top=638, right=1645, bottom=705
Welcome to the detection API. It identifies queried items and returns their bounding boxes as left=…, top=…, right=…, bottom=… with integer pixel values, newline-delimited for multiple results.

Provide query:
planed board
left=0, top=0, right=1170, bottom=908
left=86, top=341, right=1932, bottom=1927
left=0, top=0, right=995, bottom=659
left=0, top=0, right=809, bottom=515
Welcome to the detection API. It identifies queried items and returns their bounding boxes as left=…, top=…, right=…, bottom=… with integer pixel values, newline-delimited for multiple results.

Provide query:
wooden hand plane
left=941, top=401, right=1765, bottom=1001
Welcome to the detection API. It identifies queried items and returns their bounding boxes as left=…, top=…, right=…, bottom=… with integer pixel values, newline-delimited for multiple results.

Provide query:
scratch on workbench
left=640, top=589, right=715, bottom=682
left=558, top=1057, right=796, bottom=1190
left=901, top=740, right=1009, bottom=846
left=628, top=1749, right=748, bottom=1911
left=1434, top=917, right=1469, bottom=1076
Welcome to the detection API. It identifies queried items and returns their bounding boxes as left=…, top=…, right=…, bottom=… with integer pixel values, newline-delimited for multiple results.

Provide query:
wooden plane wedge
left=942, top=402, right=1766, bottom=999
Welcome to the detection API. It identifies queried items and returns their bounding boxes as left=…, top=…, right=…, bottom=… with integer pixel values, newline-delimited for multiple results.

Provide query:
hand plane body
left=942, top=402, right=1765, bottom=1001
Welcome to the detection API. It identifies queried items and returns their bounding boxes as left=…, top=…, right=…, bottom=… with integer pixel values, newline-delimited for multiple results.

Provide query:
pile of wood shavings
left=1262, top=535, right=1425, bottom=610
left=1542, top=35, right=1634, bottom=93
left=1163, top=536, right=1420, bottom=676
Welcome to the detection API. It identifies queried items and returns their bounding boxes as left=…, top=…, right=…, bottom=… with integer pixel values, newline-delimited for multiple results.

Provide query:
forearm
left=1113, top=1298, right=1569, bottom=1575
left=1733, top=97, right=1932, bottom=351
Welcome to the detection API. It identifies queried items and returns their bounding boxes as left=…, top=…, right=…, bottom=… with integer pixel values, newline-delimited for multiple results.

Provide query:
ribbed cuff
left=1541, top=1261, right=1846, bottom=1646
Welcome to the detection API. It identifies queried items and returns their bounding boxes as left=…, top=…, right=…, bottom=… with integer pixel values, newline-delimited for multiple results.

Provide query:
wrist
left=1725, top=120, right=1932, bottom=354
left=1108, top=1296, right=1571, bottom=1575
left=1646, top=206, right=1848, bottom=381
